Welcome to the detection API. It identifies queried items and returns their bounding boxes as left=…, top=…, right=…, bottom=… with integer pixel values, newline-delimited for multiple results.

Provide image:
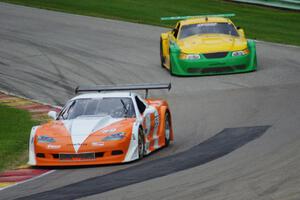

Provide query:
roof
left=179, top=17, right=232, bottom=26
left=71, top=92, right=139, bottom=101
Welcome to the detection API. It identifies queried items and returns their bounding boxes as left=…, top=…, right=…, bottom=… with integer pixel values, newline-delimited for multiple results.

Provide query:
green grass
left=1, top=0, right=300, bottom=46
left=0, top=104, right=38, bottom=171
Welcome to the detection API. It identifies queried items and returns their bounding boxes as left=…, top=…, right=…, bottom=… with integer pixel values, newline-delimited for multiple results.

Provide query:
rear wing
left=75, top=83, right=171, bottom=98
left=161, top=13, right=235, bottom=21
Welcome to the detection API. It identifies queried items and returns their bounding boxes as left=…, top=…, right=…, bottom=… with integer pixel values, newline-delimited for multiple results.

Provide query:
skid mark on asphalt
left=17, top=126, right=270, bottom=200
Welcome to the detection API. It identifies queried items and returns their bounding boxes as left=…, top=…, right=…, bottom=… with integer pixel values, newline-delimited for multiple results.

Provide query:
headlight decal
left=37, top=135, right=56, bottom=143
left=179, top=53, right=201, bottom=60
left=232, top=49, right=249, bottom=57
left=102, top=132, right=126, bottom=141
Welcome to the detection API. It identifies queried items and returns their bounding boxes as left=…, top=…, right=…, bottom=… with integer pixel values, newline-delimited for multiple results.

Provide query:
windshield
left=58, top=97, right=135, bottom=120
left=179, top=22, right=239, bottom=39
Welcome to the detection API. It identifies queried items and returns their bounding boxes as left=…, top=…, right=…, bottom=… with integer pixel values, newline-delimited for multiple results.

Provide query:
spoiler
left=160, top=13, right=235, bottom=21
left=75, top=83, right=171, bottom=98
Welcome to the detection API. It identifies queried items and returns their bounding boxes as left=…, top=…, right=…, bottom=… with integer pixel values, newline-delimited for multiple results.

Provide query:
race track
left=1, top=3, right=300, bottom=199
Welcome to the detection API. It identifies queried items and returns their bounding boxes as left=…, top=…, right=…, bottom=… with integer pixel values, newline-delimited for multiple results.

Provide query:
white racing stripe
left=63, top=116, right=122, bottom=152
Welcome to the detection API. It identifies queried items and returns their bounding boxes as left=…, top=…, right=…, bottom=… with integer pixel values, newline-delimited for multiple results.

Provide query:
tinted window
left=173, top=23, right=180, bottom=38
left=58, top=98, right=135, bottom=120
left=135, top=96, right=146, bottom=114
left=179, top=22, right=239, bottom=39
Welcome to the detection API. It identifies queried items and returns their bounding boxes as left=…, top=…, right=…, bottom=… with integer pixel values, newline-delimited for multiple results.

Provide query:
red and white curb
left=0, top=90, right=61, bottom=191
left=0, top=169, right=55, bottom=191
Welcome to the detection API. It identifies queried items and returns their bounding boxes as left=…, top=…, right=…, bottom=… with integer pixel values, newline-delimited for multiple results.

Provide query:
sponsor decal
left=144, top=114, right=151, bottom=135
left=91, top=142, right=105, bottom=147
left=102, top=128, right=117, bottom=133
left=47, top=144, right=61, bottom=149
left=154, top=114, right=159, bottom=128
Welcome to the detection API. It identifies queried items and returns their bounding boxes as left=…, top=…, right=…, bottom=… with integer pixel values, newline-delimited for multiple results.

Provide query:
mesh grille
left=59, top=153, right=95, bottom=160
left=203, top=52, right=228, bottom=59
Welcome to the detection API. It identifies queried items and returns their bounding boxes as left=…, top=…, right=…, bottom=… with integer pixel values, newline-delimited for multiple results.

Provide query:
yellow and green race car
left=160, top=14, right=257, bottom=76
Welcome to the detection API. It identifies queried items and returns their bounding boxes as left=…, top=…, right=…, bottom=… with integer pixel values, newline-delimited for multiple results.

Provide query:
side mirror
left=48, top=111, right=57, bottom=120
left=237, top=28, right=245, bottom=37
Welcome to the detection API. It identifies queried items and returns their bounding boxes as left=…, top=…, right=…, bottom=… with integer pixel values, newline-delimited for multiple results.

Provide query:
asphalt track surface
left=1, top=3, right=300, bottom=200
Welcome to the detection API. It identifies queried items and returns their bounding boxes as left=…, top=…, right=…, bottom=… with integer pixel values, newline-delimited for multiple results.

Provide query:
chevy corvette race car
left=160, top=14, right=257, bottom=76
left=28, top=83, right=173, bottom=166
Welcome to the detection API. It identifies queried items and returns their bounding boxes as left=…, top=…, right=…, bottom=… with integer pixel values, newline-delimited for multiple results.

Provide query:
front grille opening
left=59, top=153, right=95, bottom=160
left=203, top=52, right=228, bottom=59
left=95, top=152, right=104, bottom=158
left=52, top=154, right=59, bottom=159
left=112, top=150, right=123, bottom=156
left=201, top=67, right=233, bottom=74
left=235, top=65, right=247, bottom=70
left=36, top=153, right=45, bottom=158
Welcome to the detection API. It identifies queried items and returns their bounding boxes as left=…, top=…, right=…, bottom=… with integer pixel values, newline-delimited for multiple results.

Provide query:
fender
left=28, top=126, right=39, bottom=165
left=123, top=122, right=140, bottom=162
left=247, top=39, right=257, bottom=69
left=161, top=32, right=170, bottom=59
left=158, top=106, right=174, bottom=143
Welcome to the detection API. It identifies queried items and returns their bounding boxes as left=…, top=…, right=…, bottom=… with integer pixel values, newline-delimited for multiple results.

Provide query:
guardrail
left=231, top=0, right=300, bottom=10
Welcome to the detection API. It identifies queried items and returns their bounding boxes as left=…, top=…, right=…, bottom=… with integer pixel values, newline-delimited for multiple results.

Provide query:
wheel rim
left=138, top=133, right=144, bottom=158
left=165, top=115, right=170, bottom=141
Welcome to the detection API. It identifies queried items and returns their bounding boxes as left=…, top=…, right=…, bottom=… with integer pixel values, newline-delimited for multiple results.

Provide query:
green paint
left=169, top=40, right=257, bottom=76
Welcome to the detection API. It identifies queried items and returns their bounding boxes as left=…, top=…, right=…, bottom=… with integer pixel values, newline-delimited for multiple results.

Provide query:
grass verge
left=0, top=104, right=38, bottom=172
left=0, top=0, right=300, bottom=46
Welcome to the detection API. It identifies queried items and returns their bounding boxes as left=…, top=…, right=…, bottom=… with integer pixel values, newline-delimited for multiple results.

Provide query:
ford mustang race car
left=28, top=83, right=173, bottom=166
left=160, top=14, right=257, bottom=76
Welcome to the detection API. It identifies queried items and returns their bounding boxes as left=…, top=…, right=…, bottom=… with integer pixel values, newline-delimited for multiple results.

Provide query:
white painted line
left=0, top=170, right=56, bottom=191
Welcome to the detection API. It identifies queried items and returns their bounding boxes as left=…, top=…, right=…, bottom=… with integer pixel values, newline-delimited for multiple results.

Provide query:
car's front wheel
left=138, top=128, right=145, bottom=159
left=165, top=112, right=171, bottom=146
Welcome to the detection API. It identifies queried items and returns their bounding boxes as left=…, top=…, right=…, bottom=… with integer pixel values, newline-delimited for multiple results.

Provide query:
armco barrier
left=231, top=0, right=300, bottom=10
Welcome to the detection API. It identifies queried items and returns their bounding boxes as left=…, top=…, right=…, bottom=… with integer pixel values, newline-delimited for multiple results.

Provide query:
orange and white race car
left=28, top=83, right=173, bottom=166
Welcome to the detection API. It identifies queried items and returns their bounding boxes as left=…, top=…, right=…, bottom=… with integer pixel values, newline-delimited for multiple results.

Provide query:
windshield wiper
left=120, top=99, right=129, bottom=116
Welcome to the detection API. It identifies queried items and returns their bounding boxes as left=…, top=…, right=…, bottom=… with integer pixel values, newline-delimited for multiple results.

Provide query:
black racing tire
left=138, top=127, right=145, bottom=159
left=160, top=38, right=165, bottom=68
left=164, top=112, right=171, bottom=147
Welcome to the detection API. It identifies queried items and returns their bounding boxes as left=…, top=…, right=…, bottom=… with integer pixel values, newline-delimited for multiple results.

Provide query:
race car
left=28, top=83, right=173, bottom=166
left=160, top=14, right=257, bottom=76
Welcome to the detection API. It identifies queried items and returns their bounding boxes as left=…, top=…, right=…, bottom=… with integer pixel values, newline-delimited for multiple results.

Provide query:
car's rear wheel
left=165, top=112, right=171, bottom=147
left=138, top=128, right=145, bottom=159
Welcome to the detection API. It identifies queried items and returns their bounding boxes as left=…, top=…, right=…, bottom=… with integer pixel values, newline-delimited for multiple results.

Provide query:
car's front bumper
left=170, top=49, right=257, bottom=76
left=32, top=140, right=132, bottom=166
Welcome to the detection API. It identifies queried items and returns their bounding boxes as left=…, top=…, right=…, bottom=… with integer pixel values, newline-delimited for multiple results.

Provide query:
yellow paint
left=5, top=100, right=33, bottom=107
left=160, top=16, right=248, bottom=68
left=16, top=164, right=30, bottom=169
left=177, top=34, right=247, bottom=54
left=0, top=97, right=22, bottom=104
left=0, top=182, right=15, bottom=188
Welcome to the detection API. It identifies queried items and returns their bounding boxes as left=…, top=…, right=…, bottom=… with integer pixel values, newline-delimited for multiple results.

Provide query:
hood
left=177, top=34, right=247, bottom=54
left=35, top=116, right=135, bottom=152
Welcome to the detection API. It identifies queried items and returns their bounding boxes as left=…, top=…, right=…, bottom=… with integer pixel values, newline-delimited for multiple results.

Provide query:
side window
left=135, top=96, right=146, bottom=114
left=173, top=23, right=180, bottom=38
